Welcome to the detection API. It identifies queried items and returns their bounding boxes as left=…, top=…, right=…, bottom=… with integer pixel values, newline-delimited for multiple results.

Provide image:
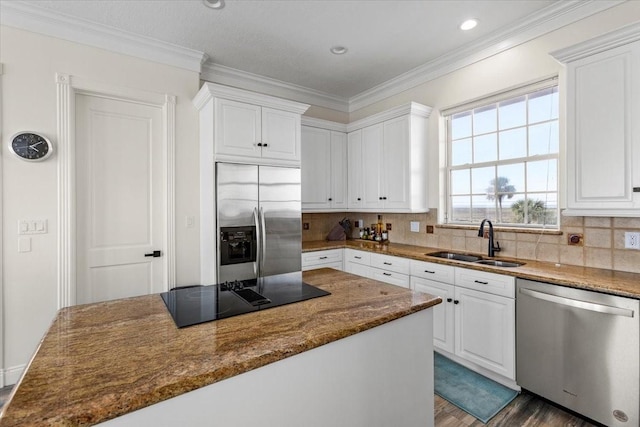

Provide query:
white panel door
left=75, top=94, right=165, bottom=304
left=301, top=126, right=330, bottom=209
left=347, top=130, right=364, bottom=209
left=330, top=131, right=348, bottom=210
left=261, top=107, right=300, bottom=161
left=361, top=124, right=384, bottom=209
left=454, top=286, right=515, bottom=380
left=215, top=98, right=262, bottom=158
left=412, top=277, right=455, bottom=354
left=382, top=115, right=409, bottom=210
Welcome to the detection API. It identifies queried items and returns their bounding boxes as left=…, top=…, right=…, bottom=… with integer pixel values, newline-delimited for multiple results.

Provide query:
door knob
left=145, top=250, right=162, bottom=257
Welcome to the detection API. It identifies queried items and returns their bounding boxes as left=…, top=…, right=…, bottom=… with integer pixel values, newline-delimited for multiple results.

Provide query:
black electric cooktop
left=160, top=272, right=330, bottom=328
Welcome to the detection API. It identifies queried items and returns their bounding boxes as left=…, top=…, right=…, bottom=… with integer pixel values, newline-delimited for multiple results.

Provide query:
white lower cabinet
left=411, top=259, right=516, bottom=383
left=302, top=249, right=343, bottom=271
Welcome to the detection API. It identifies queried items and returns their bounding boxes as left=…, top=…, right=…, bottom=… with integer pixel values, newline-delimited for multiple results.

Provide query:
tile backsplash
left=302, top=210, right=640, bottom=274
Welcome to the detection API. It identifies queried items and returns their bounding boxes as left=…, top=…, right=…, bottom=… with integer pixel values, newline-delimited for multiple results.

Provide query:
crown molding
left=0, top=1, right=207, bottom=73
left=193, top=82, right=310, bottom=114
left=300, top=117, right=348, bottom=132
left=347, top=0, right=625, bottom=112
left=200, top=62, right=349, bottom=113
left=346, top=102, right=432, bottom=132
left=551, top=21, right=640, bottom=63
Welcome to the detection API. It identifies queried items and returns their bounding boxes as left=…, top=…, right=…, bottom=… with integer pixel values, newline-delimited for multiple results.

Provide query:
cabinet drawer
left=455, top=268, right=515, bottom=298
left=344, top=249, right=370, bottom=265
left=302, top=261, right=343, bottom=272
left=302, top=249, right=343, bottom=267
left=369, top=253, right=410, bottom=274
left=370, top=269, right=410, bottom=288
left=410, top=260, right=455, bottom=283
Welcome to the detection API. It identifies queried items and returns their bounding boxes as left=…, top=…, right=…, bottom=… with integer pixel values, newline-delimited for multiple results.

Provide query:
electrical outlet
left=625, top=232, right=640, bottom=250
left=386, top=223, right=392, bottom=231
left=303, top=222, right=310, bottom=230
left=426, top=225, right=434, bottom=234
left=568, top=233, right=583, bottom=246
left=410, top=221, right=420, bottom=233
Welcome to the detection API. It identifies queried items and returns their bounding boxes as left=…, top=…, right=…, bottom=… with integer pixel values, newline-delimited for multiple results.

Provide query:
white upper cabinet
left=301, top=118, right=348, bottom=211
left=193, top=82, right=309, bottom=167
left=552, top=23, right=640, bottom=216
left=347, top=102, right=431, bottom=213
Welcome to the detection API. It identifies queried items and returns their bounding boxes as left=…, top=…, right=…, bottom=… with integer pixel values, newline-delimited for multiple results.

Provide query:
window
left=445, top=85, right=559, bottom=228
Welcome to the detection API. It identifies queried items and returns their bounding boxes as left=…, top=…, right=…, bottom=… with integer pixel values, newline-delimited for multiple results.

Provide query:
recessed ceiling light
left=330, top=46, right=348, bottom=55
left=203, top=0, right=225, bottom=9
left=460, top=19, right=478, bottom=31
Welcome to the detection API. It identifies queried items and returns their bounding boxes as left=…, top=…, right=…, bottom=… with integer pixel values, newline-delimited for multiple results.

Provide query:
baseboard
left=1, top=364, right=25, bottom=387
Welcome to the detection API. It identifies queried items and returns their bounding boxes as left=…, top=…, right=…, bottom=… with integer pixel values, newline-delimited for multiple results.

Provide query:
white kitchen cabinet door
left=454, top=286, right=515, bottom=380
left=301, top=126, right=331, bottom=210
left=412, top=277, right=455, bottom=354
left=558, top=36, right=640, bottom=216
left=347, top=130, right=364, bottom=209
left=344, top=260, right=370, bottom=278
left=361, top=123, right=384, bottom=210
left=382, top=116, right=410, bottom=210
left=261, top=107, right=301, bottom=162
left=330, top=131, right=348, bottom=210
left=215, top=98, right=262, bottom=158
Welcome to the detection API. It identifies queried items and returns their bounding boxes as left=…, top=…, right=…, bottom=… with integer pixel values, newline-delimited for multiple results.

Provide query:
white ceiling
left=2, top=1, right=622, bottom=110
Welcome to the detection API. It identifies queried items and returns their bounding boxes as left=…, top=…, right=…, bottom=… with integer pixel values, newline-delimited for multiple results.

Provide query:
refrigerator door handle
left=253, top=207, right=261, bottom=277
left=260, top=206, right=267, bottom=275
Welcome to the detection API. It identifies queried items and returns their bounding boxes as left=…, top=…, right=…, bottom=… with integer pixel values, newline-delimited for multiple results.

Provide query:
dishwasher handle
left=519, top=287, right=634, bottom=318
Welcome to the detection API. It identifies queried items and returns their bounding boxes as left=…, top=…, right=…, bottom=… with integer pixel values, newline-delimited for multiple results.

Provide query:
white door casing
left=56, top=73, right=175, bottom=308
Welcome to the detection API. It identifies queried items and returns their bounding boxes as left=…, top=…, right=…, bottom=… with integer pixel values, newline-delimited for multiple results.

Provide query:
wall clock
left=9, top=132, right=53, bottom=161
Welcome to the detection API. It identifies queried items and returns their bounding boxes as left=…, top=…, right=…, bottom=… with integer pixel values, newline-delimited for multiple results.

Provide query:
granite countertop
left=0, top=269, right=441, bottom=427
left=303, top=240, right=640, bottom=299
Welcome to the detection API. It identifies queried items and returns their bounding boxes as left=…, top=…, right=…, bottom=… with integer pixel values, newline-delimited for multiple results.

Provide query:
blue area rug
left=434, top=352, right=518, bottom=423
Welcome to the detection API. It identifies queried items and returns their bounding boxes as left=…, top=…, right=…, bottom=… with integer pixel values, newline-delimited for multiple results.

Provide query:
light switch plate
left=410, top=221, right=420, bottom=233
left=19, top=237, right=31, bottom=252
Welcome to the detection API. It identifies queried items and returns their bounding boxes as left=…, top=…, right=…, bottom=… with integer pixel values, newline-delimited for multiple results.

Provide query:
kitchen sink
left=474, top=259, right=524, bottom=268
left=425, top=251, right=524, bottom=267
left=426, top=251, right=482, bottom=262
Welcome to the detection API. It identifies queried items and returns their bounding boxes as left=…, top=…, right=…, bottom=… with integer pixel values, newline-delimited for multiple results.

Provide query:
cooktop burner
left=160, top=272, right=330, bottom=328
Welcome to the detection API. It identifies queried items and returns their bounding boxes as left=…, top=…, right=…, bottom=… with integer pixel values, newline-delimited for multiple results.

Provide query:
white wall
left=346, top=1, right=640, bottom=211
left=0, top=26, right=201, bottom=384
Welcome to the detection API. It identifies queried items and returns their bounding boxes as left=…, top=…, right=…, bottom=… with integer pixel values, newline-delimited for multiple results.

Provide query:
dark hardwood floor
left=435, top=391, right=600, bottom=427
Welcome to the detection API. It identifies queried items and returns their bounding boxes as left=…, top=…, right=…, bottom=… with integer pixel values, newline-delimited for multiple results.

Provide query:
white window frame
left=442, top=77, right=560, bottom=229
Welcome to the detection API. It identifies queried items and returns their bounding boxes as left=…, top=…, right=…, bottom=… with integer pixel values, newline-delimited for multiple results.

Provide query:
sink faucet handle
left=494, top=241, right=501, bottom=252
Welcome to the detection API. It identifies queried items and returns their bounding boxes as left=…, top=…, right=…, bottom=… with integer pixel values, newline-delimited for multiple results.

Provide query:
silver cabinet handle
left=519, top=288, right=634, bottom=317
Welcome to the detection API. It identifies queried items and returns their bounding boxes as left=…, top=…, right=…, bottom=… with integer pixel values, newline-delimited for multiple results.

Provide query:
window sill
left=436, top=223, right=563, bottom=236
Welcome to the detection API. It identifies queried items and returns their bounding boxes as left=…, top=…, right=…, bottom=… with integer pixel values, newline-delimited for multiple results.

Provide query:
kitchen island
left=0, top=269, right=441, bottom=426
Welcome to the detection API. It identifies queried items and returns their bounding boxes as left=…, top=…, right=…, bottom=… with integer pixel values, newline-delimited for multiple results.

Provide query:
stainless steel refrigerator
left=216, top=162, right=302, bottom=283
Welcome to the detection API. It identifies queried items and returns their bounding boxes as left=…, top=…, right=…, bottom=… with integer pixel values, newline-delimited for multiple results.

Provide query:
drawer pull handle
left=383, top=272, right=392, bottom=276
left=424, top=270, right=435, bottom=274
left=454, top=300, right=460, bottom=304
left=383, top=262, right=392, bottom=265
left=319, top=256, right=328, bottom=260
left=354, top=256, right=362, bottom=259
left=446, top=298, right=453, bottom=303
left=474, top=280, right=488, bottom=285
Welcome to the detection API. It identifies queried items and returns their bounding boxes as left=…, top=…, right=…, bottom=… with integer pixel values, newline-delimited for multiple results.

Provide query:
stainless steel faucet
left=478, top=219, right=501, bottom=257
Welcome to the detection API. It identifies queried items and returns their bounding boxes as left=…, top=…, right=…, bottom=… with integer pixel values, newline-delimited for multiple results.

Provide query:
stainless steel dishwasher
left=516, top=279, right=639, bottom=426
